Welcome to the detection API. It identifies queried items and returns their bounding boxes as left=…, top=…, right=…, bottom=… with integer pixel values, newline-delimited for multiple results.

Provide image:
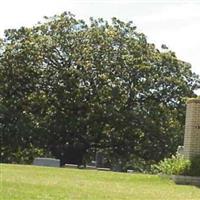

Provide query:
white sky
left=0, top=0, right=200, bottom=78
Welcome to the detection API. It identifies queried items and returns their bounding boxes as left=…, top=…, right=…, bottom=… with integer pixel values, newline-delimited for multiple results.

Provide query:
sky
left=0, top=0, right=200, bottom=83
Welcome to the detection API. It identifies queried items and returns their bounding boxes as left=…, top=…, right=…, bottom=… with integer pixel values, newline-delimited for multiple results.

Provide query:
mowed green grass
left=1, top=164, right=200, bottom=200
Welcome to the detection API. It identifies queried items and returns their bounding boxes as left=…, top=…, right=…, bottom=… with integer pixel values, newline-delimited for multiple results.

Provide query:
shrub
left=1, top=145, right=51, bottom=164
left=152, top=154, right=200, bottom=177
left=152, top=154, right=191, bottom=175
left=187, top=156, right=200, bottom=176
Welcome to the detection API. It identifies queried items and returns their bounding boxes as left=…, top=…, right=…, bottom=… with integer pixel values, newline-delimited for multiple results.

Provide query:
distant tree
left=1, top=12, right=199, bottom=167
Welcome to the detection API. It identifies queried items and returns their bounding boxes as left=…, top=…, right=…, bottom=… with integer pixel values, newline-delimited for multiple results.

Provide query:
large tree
left=1, top=12, right=199, bottom=167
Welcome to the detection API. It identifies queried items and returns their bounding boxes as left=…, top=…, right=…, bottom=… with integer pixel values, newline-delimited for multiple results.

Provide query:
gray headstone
left=33, top=157, right=60, bottom=167
left=95, top=152, right=104, bottom=168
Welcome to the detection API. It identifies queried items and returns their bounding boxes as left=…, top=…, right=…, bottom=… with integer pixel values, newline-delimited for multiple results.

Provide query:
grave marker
left=33, top=157, right=60, bottom=167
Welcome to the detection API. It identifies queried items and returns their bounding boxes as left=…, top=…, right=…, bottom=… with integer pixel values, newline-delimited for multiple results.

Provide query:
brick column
left=184, top=98, right=200, bottom=159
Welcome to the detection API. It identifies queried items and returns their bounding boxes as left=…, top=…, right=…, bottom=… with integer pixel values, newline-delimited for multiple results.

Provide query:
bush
left=125, top=157, right=154, bottom=173
left=187, top=156, right=200, bottom=176
left=1, top=145, right=51, bottom=164
left=152, top=154, right=191, bottom=175
left=152, top=154, right=200, bottom=177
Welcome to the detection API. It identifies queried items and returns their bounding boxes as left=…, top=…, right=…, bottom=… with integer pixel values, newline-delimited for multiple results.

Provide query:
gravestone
left=184, top=98, right=200, bottom=159
left=95, top=152, right=104, bottom=168
left=33, top=157, right=60, bottom=167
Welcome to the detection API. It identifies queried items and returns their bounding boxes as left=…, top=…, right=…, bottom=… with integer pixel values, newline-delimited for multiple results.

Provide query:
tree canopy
left=1, top=12, right=199, bottom=169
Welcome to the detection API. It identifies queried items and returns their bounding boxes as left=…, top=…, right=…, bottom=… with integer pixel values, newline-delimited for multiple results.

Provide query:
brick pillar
left=184, top=98, right=200, bottom=159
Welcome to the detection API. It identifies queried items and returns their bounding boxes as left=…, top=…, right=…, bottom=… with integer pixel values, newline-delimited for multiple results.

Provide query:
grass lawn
left=1, top=164, right=200, bottom=200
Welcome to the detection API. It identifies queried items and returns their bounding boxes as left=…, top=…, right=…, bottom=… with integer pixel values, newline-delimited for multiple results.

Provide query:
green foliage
left=187, top=156, right=200, bottom=176
left=153, top=154, right=200, bottom=176
left=1, top=145, right=48, bottom=164
left=152, top=154, right=191, bottom=175
left=122, top=155, right=154, bottom=173
left=1, top=12, right=200, bottom=166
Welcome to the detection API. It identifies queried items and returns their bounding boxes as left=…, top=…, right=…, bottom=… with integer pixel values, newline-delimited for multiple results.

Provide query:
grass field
left=1, top=164, right=200, bottom=200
